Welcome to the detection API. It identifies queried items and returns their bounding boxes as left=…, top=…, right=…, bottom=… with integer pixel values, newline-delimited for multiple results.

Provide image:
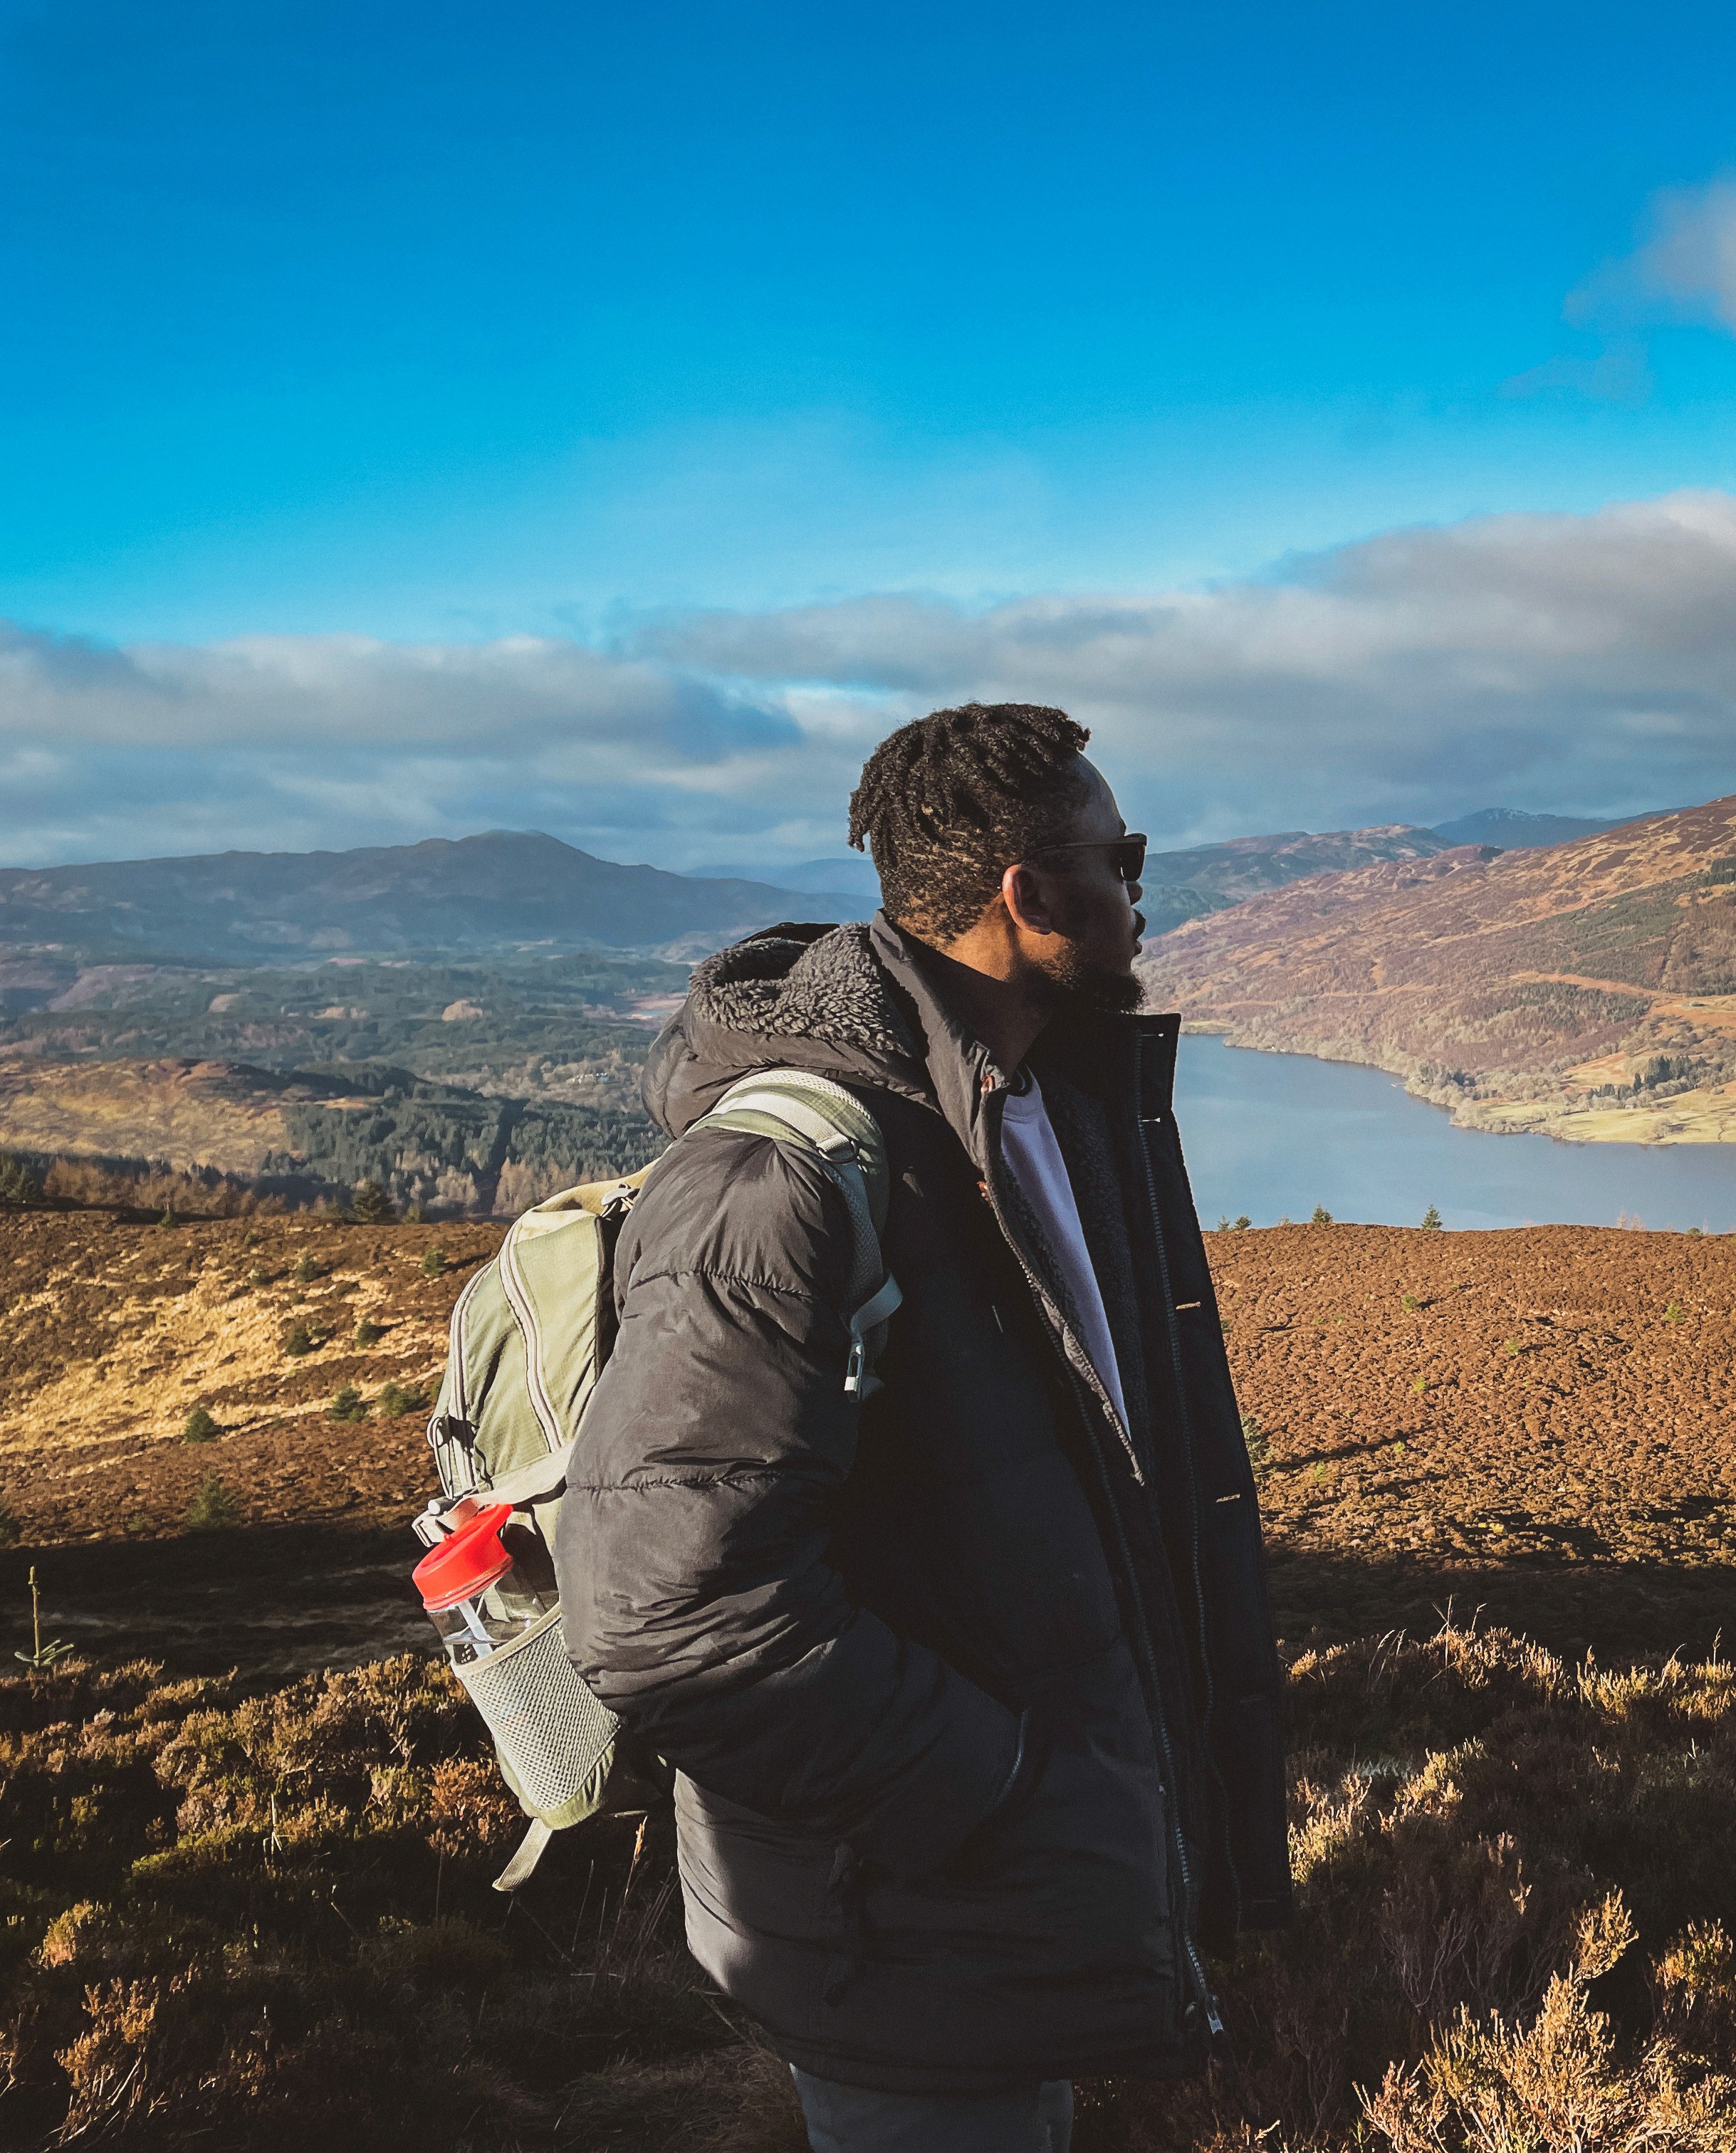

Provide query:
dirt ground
left=2, top=1209, right=1732, bottom=1675
left=1222, top=1222, right=1736, bottom=1660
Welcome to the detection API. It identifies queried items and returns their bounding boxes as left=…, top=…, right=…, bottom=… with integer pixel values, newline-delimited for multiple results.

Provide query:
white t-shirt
left=999, top=1073, right=1130, bottom=1433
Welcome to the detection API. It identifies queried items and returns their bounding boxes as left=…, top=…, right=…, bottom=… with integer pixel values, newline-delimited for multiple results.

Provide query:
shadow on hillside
left=5, top=1520, right=1730, bottom=1686
left=1266, top=1543, right=1736, bottom=1665
left=0, top=1523, right=429, bottom=1686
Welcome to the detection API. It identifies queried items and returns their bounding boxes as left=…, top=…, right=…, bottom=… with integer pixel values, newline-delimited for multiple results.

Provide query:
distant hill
left=0, top=1057, right=660, bottom=1215
left=0, top=831, right=840, bottom=963
left=1139, top=796, right=1736, bottom=1143
left=1139, top=824, right=1449, bottom=935
left=686, top=854, right=879, bottom=901
left=1430, top=807, right=1656, bottom=849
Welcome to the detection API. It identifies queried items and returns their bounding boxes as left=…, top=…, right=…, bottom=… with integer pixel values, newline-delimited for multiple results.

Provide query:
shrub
left=181, top=1407, right=220, bottom=1445
left=1240, top=1413, right=1271, bottom=1481
left=283, top=1322, right=316, bottom=1358
left=328, top=1385, right=367, bottom=1423
left=292, top=1253, right=321, bottom=1284
left=12, top=1624, right=1736, bottom=2150
left=1234, top=1214, right=1253, bottom=1231
left=1402, top=1293, right=1420, bottom=1311
left=350, top=1179, right=396, bottom=1225
left=184, top=1475, right=239, bottom=1531
left=352, top=1317, right=385, bottom=1347
left=0, top=1153, right=41, bottom=1206
left=1311, top=1204, right=1334, bottom=1225
left=420, top=1246, right=448, bottom=1277
left=1309, top=1461, right=1330, bottom=1485
left=1666, top=1299, right=1686, bottom=1324
left=376, top=1381, right=425, bottom=1420
left=1420, top=1204, right=1443, bottom=1230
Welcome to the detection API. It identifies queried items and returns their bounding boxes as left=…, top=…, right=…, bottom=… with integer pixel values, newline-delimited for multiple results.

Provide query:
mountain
left=1139, top=823, right=1449, bottom=934
left=0, top=831, right=848, bottom=963
left=686, top=854, right=880, bottom=901
left=1139, top=797, right=1736, bottom=1143
left=1429, top=807, right=1655, bottom=849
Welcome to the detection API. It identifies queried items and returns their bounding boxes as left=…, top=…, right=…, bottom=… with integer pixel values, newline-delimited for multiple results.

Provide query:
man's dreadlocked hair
left=847, top=702, right=1092, bottom=940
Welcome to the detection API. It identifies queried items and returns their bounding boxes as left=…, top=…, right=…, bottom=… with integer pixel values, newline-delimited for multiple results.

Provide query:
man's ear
left=1001, top=861, right=1061, bottom=938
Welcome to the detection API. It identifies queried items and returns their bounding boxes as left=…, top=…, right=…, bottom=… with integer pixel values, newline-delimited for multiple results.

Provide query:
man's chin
left=1042, top=950, right=1146, bottom=1014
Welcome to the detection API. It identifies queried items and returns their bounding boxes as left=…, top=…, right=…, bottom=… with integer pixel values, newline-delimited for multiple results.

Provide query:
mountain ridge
left=0, top=829, right=856, bottom=963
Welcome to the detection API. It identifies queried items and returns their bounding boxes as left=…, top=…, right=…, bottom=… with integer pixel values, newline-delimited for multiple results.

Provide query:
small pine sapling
left=350, top=1180, right=396, bottom=1225
left=184, top=1475, right=240, bottom=1532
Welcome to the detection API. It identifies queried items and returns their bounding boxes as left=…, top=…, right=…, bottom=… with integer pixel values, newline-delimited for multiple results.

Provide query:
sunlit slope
left=1139, top=793, right=1736, bottom=1140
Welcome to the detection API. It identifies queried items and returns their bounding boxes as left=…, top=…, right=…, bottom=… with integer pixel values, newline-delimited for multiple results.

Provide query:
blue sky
left=6, top=1, right=1736, bottom=867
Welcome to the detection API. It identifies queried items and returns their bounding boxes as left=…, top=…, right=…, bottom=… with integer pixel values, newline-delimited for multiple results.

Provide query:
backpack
left=414, top=1069, right=901, bottom=1891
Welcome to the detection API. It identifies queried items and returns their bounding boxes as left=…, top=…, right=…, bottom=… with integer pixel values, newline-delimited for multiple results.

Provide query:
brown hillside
left=0, top=1057, right=352, bottom=1174
left=1138, top=792, right=1736, bottom=1141
left=4, top=1212, right=1736, bottom=2149
left=0, top=1209, right=504, bottom=1673
left=3, top=1210, right=1732, bottom=1673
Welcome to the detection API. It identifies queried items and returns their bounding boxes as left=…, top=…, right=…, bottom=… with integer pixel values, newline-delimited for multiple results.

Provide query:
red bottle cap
left=413, top=1502, right=514, bottom=1611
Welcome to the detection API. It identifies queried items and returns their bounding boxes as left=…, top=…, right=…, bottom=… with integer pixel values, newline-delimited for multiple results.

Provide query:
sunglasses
left=1030, top=834, right=1147, bottom=886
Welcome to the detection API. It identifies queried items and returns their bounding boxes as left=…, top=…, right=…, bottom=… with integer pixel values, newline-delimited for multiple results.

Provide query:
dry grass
left=4, top=1625, right=1736, bottom=2149
left=1106, top=1625, right=1736, bottom=2152
left=0, top=1652, right=788, bottom=2150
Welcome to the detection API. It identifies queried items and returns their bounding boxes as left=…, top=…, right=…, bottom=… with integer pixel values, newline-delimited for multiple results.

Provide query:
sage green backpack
left=415, top=1069, right=901, bottom=1890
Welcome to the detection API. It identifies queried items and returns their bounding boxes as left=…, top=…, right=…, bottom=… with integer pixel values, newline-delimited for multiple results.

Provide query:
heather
left=4, top=1625, right=1736, bottom=2149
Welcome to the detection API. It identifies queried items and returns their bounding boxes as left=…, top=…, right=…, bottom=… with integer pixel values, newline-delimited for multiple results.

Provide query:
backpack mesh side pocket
left=450, top=1605, right=619, bottom=1834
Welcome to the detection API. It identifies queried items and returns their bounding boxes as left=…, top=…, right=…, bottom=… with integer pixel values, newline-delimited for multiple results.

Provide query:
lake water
left=1171, top=1034, right=1736, bottom=1232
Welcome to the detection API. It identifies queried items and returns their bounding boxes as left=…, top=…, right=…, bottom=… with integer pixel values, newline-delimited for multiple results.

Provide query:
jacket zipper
left=1132, top=1030, right=1245, bottom=1938
left=977, top=1080, right=1222, bottom=2042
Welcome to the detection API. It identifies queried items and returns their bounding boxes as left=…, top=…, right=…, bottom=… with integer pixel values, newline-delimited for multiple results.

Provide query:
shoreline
left=1177, top=1023, right=1736, bottom=1148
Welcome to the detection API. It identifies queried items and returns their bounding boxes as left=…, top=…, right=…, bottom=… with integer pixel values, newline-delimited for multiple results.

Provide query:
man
left=558, top=703, right=1289, bottom=2152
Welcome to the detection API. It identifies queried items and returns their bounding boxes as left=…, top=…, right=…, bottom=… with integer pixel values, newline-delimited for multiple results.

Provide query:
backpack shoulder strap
left=696, top=1068, right=901, bottom=1395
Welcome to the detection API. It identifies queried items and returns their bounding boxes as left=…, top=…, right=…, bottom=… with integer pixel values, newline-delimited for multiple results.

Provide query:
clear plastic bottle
left=412, top=1501, right=553, bottom=1666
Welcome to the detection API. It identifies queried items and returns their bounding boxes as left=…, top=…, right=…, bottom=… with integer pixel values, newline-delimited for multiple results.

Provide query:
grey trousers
left=791, top=2069, right=1074, bottom=2152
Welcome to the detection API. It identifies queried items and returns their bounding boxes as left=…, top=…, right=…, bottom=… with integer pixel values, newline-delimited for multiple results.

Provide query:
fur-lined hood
left=642, top=912, right=1008, bottom=1158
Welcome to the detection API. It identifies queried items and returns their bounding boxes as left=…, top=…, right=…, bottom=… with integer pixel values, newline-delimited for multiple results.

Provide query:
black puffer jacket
left=557, top=915, right=1288, bottom=2095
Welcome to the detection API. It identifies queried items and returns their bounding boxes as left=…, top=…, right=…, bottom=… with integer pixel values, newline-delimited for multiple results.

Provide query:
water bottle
left=412, top=1501, right=553, bottom=1665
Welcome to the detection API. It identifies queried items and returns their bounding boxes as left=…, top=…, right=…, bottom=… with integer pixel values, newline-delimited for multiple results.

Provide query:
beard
left=1035, top=941, right=1146, bottom=1014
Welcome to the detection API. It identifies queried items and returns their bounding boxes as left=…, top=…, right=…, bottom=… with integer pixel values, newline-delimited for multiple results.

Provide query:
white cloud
left=1507, top=177, right=1736, bottom=402
left=1569, top=178, right=1736, bottom=335
left=6, top=490, right=1736, bottom=868
left=637, top=490, right=1736, bottom=834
